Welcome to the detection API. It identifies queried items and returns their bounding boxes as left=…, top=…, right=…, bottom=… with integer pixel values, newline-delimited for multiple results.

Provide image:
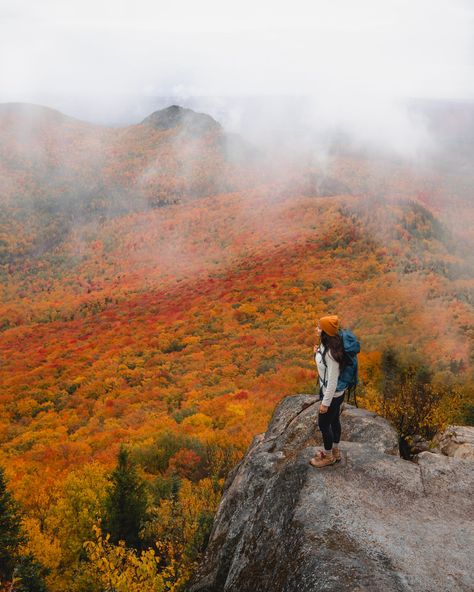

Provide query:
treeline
left=0, top=441, right=224, bottom=591
left=3, top=345, right=473, bottom=590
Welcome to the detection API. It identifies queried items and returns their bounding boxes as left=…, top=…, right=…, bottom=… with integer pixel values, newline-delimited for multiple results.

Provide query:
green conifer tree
left=102, top=445, right=148, bottom=551
left=11, top=554, right=48, bottom=592
left=0, top=466, right=26, bottom=583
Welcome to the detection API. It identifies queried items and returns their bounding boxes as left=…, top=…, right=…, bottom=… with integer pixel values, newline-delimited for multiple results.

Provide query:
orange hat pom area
left=319, top=315, right=340, bottom=336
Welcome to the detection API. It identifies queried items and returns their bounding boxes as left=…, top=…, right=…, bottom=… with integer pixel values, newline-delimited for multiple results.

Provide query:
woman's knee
left=318, top=412, right=330, bottom=431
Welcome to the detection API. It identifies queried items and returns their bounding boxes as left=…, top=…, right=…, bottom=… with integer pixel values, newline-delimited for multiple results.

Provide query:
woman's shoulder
left=317, top=345, right=337, bottom=363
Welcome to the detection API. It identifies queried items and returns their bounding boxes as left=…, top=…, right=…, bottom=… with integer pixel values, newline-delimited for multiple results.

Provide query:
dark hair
left=321, top=331, right=347, bottom=368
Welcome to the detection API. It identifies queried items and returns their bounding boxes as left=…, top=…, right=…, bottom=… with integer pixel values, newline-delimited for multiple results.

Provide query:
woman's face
left=316, top=324, right=322, bottom=338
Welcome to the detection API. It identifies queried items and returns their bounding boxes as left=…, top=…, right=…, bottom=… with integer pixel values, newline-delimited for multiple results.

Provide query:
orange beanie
left=319, top=315, right=340, bottom=336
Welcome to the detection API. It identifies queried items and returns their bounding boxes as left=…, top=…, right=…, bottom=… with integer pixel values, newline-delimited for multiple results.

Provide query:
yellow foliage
left=72, top=375, right=87, bottom=384
left=359, top=384, right=383, bottom=416
left=141, top=478, right=222, bottom=590
left=15, top=398, right=40, bottom=417
left=181, top=413, right=213, bottom=428
left=20, top=516, right=62, bottom=571
left=226, top=403, right=245, bottom=418
left=379, top=374, right=460, bottom=446
left=44, top=462, right=109, bottom=577
left=84, top=525, right=165, bottom=592
left=239, top=303, right=257, bottom=315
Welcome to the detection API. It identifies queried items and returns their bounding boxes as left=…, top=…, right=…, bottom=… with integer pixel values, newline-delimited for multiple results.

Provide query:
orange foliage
left=1, top=104, right=473, bottom=589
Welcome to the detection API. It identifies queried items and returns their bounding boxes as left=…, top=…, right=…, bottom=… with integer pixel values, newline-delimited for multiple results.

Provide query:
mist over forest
left=1, top=2, right=474, bottom=591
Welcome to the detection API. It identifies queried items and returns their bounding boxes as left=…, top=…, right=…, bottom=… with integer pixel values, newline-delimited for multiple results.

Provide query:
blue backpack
left=320, top=329, right=360, bottom=404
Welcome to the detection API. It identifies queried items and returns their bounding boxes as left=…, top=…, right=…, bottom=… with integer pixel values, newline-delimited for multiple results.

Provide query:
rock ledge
left=190, top=395, right=474, bottom=592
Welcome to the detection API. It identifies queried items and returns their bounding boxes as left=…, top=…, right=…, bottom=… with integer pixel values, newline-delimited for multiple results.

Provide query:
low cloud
left=1, top=0, right=473, bottom=156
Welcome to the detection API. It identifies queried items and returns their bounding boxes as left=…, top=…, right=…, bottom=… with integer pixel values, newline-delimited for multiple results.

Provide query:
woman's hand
left=319, top=404, right=328, bottom=414
left=313, top=344, right=318, bottom=353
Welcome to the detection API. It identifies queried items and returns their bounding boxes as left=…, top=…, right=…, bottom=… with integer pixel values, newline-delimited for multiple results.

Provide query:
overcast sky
left=0, top=0, right=473, bottom=151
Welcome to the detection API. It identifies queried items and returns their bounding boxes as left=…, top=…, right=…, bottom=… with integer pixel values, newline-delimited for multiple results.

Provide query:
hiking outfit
left=309, top=317, right=360, bottom=468
left=315, top=345, right=344, bottom=453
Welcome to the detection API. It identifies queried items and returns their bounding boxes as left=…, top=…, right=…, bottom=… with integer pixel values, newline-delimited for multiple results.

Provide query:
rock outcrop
left=140, top=105, right=222, bottom=136
left=190, top=395, right=474, bottom=592
left=434, top=425, right=474, bottom=460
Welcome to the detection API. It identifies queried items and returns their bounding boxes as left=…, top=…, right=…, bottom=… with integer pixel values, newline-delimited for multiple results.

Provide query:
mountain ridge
left=0, top=101, right=223, bottom=132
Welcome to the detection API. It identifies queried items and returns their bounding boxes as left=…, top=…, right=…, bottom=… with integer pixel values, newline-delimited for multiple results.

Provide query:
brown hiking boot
left=309, top=450, right=336, bottom=468
left=333, top=447, right=342, bottom=462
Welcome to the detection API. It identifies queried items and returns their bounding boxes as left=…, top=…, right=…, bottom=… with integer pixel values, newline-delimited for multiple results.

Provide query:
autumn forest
left=1, top=102, right=474, bottom=591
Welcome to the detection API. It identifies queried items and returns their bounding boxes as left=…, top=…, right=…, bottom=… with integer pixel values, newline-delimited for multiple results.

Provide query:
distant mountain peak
left=140, top=105, right=222, bottom=135
left=0, top=102, right=80, bottom=124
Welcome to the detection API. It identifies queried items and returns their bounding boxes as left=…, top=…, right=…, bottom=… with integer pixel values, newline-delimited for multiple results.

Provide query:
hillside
left=0, top=102, right=473, bottom=591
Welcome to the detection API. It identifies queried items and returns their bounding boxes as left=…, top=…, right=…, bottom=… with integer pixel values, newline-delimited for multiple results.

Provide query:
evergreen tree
left=11, top=554, right=49, bottom=592
left=102, top=445, right=148, bottom=551
left=0, top=466, right=26, bottom=583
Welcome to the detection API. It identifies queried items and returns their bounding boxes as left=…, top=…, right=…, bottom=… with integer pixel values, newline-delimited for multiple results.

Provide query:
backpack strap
left=345, top=385, right=358, bottom=407
left=316, top=346, right=328, bottom=399
left=319, top=346, right=328, bottom=388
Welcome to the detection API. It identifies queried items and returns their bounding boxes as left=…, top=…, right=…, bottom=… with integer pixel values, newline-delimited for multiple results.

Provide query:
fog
left=1, top=0, right=474, bottom=353
left=1, top=0, right=473, bottom=156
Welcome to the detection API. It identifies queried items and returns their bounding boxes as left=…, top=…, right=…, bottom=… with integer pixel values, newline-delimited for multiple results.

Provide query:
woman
left=310, top=315, right=346, bottom=468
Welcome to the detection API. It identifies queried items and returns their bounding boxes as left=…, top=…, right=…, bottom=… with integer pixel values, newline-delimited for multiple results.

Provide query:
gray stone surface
left=434, top=425, right=474, bottom=460
left=190, top=395, right=474, bottom=592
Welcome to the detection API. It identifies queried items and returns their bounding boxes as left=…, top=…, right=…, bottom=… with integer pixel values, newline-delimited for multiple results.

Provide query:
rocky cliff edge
left=190, top=394, right=474, bottom=592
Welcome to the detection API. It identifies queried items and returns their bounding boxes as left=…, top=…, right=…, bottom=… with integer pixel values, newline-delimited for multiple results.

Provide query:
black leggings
left=318, top=395, right=344, bottom=451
